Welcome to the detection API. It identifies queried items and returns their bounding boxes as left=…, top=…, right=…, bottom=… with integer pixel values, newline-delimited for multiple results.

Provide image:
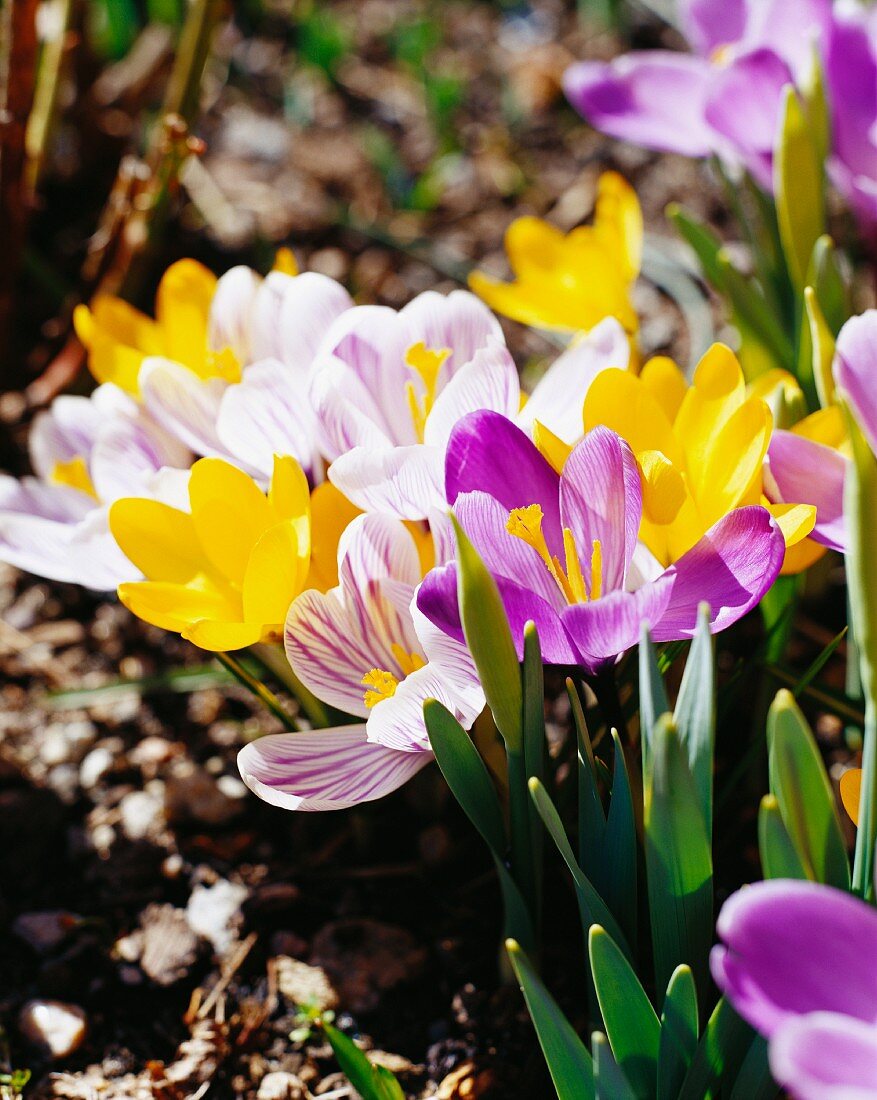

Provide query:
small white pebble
left=18, top=1000, right=87, bottom=1059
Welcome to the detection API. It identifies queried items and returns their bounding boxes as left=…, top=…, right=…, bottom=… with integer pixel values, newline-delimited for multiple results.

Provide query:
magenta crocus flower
left=712, top=879, right=877, bottom=1099
left=563, top=0, right=831, bottom=190
left=417, top=411, right=784, bottom=671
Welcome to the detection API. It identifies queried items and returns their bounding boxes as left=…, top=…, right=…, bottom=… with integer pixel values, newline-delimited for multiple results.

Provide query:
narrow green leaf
left=567, top=678, right=607, bottom=890
left=424, top=699, right=506, bottom=858
left=644, top=716, right=713, bottom=1001
left=804, top=286, right=836, bottom=411
left=529, top=779, right=631, bottom=959
left=589, top=926, right=660, bottom=1098
left=639, top=624, right=669, bottom=782
left=729, top=1036, right=778, bottom=1100
left=522, top=623, right=546, bottom=924
left=673, top=604, right=715, bottom=836
left=758, top=795, right=809, bottom=880
left=801, top=46, right=830, bottom=172
left=775, top=84, right=825, bottom=291
left=323, top=1024, right=405, bottom=1100
left=679, top=999, right=756, bottom=1100
left=666, top=204, right=727, bottom=291
left=767, top=689, right=850, bottom=887
left=842, top=404, right=877, bottom=899
left=593, top=1032, right=637, bottom=1100
left=658, top=965, right=699, bottom=1100
left=506, top=940, right=595, bottom=1100
left=716, top=249, right=792, bottom=371
left=451, top=515, right=522, bottom=750
left=809, top=234, right=849, bottom=336
left=494, top=854, right=536, bottom=951
left=603, top=730, right=637, bottom=949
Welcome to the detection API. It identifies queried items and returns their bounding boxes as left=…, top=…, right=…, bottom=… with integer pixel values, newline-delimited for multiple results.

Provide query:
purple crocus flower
left=417, top=411, right=784, bottom=671
left=563, top=0, right=831, bottom=190
left=835, top=310, right=877, bottom=457
left=712, top=879, right=877, bottom=1099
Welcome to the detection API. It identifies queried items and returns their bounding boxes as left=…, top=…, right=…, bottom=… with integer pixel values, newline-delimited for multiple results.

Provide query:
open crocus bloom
left=712, top=880, right=877, bottom=1099
left=311, top=287, right=631, bottom=519
left=563, top=0, right=831, bottom=190
left=0, top=384, right=191, bottom=589
left=468, top=172, right=641, bottom=336
left=237, top=514, right=484, bottom=811
left=581, top=344, right=816, bottom=573
left=110, top=455, right=313, bottom=651
left=417, top=412, right=784, bottom=671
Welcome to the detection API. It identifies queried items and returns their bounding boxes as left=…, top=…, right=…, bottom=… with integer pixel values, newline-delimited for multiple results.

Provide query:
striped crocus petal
left=238, top=724, right=432, bottom=812
left=139, top=358, right=229, bottom=459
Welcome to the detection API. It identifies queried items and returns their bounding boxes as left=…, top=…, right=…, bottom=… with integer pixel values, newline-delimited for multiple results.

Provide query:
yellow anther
left=405, top=342, right=450, bottom=440
left=508, top=505, right=596, bottom=605
left=362, top=668, right=399, bottom=708
left=206, top=345, right=242, bottom=384
left=563, top=528, right=588, bottom=603
left=390, top=643, right=426, bottom=677
left=49, top=456, right=98, bottom=501
left=589, top=539, right=603, bottom=601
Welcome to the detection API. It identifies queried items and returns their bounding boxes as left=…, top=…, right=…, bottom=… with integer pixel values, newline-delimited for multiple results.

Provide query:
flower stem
left=215, top=651, right=299, bottom=732
left=251, top=642, right=331, bottom=729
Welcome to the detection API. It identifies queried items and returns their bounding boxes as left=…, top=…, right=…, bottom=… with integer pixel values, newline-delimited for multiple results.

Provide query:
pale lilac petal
left=398, top=289, right=503, bottom=380
left=651, top=506, right=784, bottom=640
left=217, top=358, right=318, bottom=479
left=770, top=1013, right=877, bottom=1100
left=518, top=318, right=630, bottom=444
left=366, top=660, right=483, bottom=753
left=337, top=513, right=423, bottom=591
left=563, top=53, right=716, bottom=157
left=0, top=475, right=92, bottom=522
left=139, top=358, right=228, bottom=458
left=208, top=265, right=261, bottom=364
left=411, top=600, right=484, bottom=716
left=238, top=725, right=431, bottom=812
left=424, top=338, right=520, bottom=448
left=711, top=880, right=877, bottom=1036
left=252, top=271, right=354, bottom=373
left=29, top=396, right=104, bottom=478
left=144, top=467, right=192, bottom=510
left=679, top=0, right=746, bottom=55
left=90, top=418, right=191, bottom=503
left=835, top=311, right=877, bottom=457
left=767, top=431, right=846, bottom=552
left=741, top=0, right=833, bottom=78
left=0, top=508, right=136, bottom=589
left=561, top=579, right=674, bottom=674
left=825, top=14, right=877, bottom=221
left=560, top=427, right=641, bottom=594
left=328, top=445, right=445, bottom=520
left=309, top=355, right=397, bottom=458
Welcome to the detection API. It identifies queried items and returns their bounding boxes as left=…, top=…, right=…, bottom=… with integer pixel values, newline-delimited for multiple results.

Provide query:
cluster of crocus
left=564, top=0, right=877, bottom=225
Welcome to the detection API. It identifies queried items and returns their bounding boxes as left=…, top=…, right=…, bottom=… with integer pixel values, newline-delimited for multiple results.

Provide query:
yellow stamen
left=507, top=506, right=604, bottom=604
left=390, top=643, right=426, bottom=677
left=563, top=528, right=588, bottom=603
left=589, top=539, right=603, bottom=601
left=49, top=457, right=98, bottom=501
left=362, top=668, right=399, bottom=708
left=405, top=341, right=450, bottom=441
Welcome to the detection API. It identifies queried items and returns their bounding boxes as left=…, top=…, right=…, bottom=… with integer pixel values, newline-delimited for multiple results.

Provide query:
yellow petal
left=49, top=457, right=98, bottom=500
left=533, top=419, right=573, bottom=475
left=697, top=397, right=772, bottom=524
left=639, top=450, right=687, bottom=524
left=639, top=356, right=688, bottom=424
left=747, top=367, right=804, bottom=405
left=404, top=521, right=435, bottom=577
left=182, top=618, right=265, bottom=652
left=779, top=535, right=827, bottom=574
left=593, top=171, right=643, bottom=282
left=793, top=405, right=846, bottom=449
left=242, top=520, right=308, bottom=626
left=768, top=501, right=817, bottom=547
left=840, top=768, right=861, bottom=826
left=117, top=577, right=237, bottom=634
left=675, top=343, right=748, bottom=485
left=110, top=498, right=205, bottom=582
left=273, top=247, right=298, bottom=275
left=504, top=216, right=569, bottom=276
left=188, top=458, right=273, bottom=585
left=88, top=296, right=163, bottom=355
left=84, top=328, right=146, bottom=393
left=308, top=481, right=361, bottom=592
left=584, top=369, right=684, bottom=465
left=155, top=259, right=217, bottom=374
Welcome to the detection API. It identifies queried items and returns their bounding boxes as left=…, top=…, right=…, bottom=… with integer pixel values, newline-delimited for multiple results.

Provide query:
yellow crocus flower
left=581, top=344, right=817, bottom=573
left=74, top=259, right=240, bottom=395
left=468, top=171, right=641, bottom=336
left=110, top=455, right=314, bottom=652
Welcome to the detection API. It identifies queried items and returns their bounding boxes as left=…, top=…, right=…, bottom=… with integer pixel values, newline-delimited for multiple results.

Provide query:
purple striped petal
left=398, top=289, right=503, bottom=379
left=238, top=725, right=431, bottom=812
left=139, top=359, right=228, bottom=458
left=328, top=444, right=445, bottom=520
left=309, top=353, right=399, bottom=457
left=208, top=265, right=261, bottom=364
left=767, top=431, right=846, bottom=552
left=251, top=271, right=353, bottom=372
left=711, top=880, right=877, bottom=1036
left=651, top=505, right=784, bottom=641
left=770, top=1013, right=877, bottom=1100
left=561, top=578, right=674, bottom=674
left=0, top=475, right=92, bottom=523
left=90, top=417, right=191, bottom=503
left=366, top=660, right=483, bottom=753
left=29, top=396, right=104, bottom=478
left=835, top=311, right=877, bottom=457
left=559, top=427, right=641, bottom=593
left=423, top=338, right=520, bottom=448
left=563, top=53, right=716, bottom=157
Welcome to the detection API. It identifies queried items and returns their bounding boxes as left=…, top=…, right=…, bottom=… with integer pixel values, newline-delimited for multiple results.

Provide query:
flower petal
left=90, top=417, right=191, bottom=504
left=208, top=265, right=261, bottom=364
left=561, top=579, right=674, bottom=673
left=424, top=338, right=520, bottom=448
left=328, top=444, right=445, bottom=520
left=770, top=1012, right=877, bottom=1100
left=367, top=660, right=483, bottom=753
left=139, top=358, right=228, bottom=458
left=0, top=507, right=135, bottom=589
left=117, top=578, right=239, bottom=635
left=251, top=271, right=354, bottom=371
left=834, top=311, right=877, bottom=457
left=188, top=458, right=274, bottom=584
left=399, top=289, right=503, bottom=378
left=678, top=0, right=746, bottom=55
left=767, top=431, right=846, bottom=552
left=238, top=725, right=431, bottom=812
left=242, top=520, right=308, bottom=626
left=109, top=498, right=203, bottom=582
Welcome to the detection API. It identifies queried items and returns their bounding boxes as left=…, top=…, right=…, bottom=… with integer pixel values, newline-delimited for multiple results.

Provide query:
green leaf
left=529, top=779, right=630, bottom=959
left=522, top=623, right=546, bottom=920
left=804, top=285, right=836, bottom=414
left=603, top=730, right=637, bottom=949
left=639, top=625, right=670, bottom=782
left=842, top=403, right=877, bottom=899
left=666, top=204, right=726, bottom=292
left=567, top=679, right=607, bottom=890
left=658, top=965, right=699, bottom=1100
left=593, top=1032, right=638, bottom=1100
left=644, top=716, right=713, bottom=1001
left=451, top=515, right=522, bottom=751
left=809, top=235, right=849, bottom=337
left=716, top=249, right=792, bottom=371
left=729, top=1036, right=778, bottom=1100
left=775, top=84, right=825, bottom=292
left=589, top=926, right=660, bottom=1098
left=679, top=999, right=756, bottom=1100
left=323, top=1023, right=405, bottom=1100
left=673, top=604, right=715, bottom=837
left=506, top=940, right=595, bottom=1100
left=424, top=699, right=505, bottom=857
left=758, top=795, right=809, bottom=880
left=766, top=690, right=850, bottom=887
left=801, top=45, right=830, bottom=172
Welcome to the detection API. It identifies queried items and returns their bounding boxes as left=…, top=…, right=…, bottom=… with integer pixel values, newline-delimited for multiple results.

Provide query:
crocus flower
left=417, top=412, right=784, bottom=670
left=310, top=287, right=631, bottom=519
left=563, top=0, right=831, bottom=190
left=0, top=385, right=191, bottom=589
left=237, top=513, right=484, bottom=811
left=581, top=344, right=817, bottom=572
left=712, top=879, right=877, bottom=1099
left=834, top=310, right=877, bottom=459
left=110, top=455, right=314, bottom=651
left=468, top=172, right=641, bottom=336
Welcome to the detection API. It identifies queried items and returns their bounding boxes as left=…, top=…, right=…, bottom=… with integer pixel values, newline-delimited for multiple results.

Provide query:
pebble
left=18, top=999, right=87, bottom=1059
left=257, top=1072, right=307, bottom=1100
left=13, top=910, right=78, bottom=954
left=187, top=879, right=248, bottom=956
left=165, top=764, right=244, bottom=827
left=275, top=957, right=338, bottom=1013
left=119, top=789, right=164, bottom=841
left=79, top=746, right=114, bottom=789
